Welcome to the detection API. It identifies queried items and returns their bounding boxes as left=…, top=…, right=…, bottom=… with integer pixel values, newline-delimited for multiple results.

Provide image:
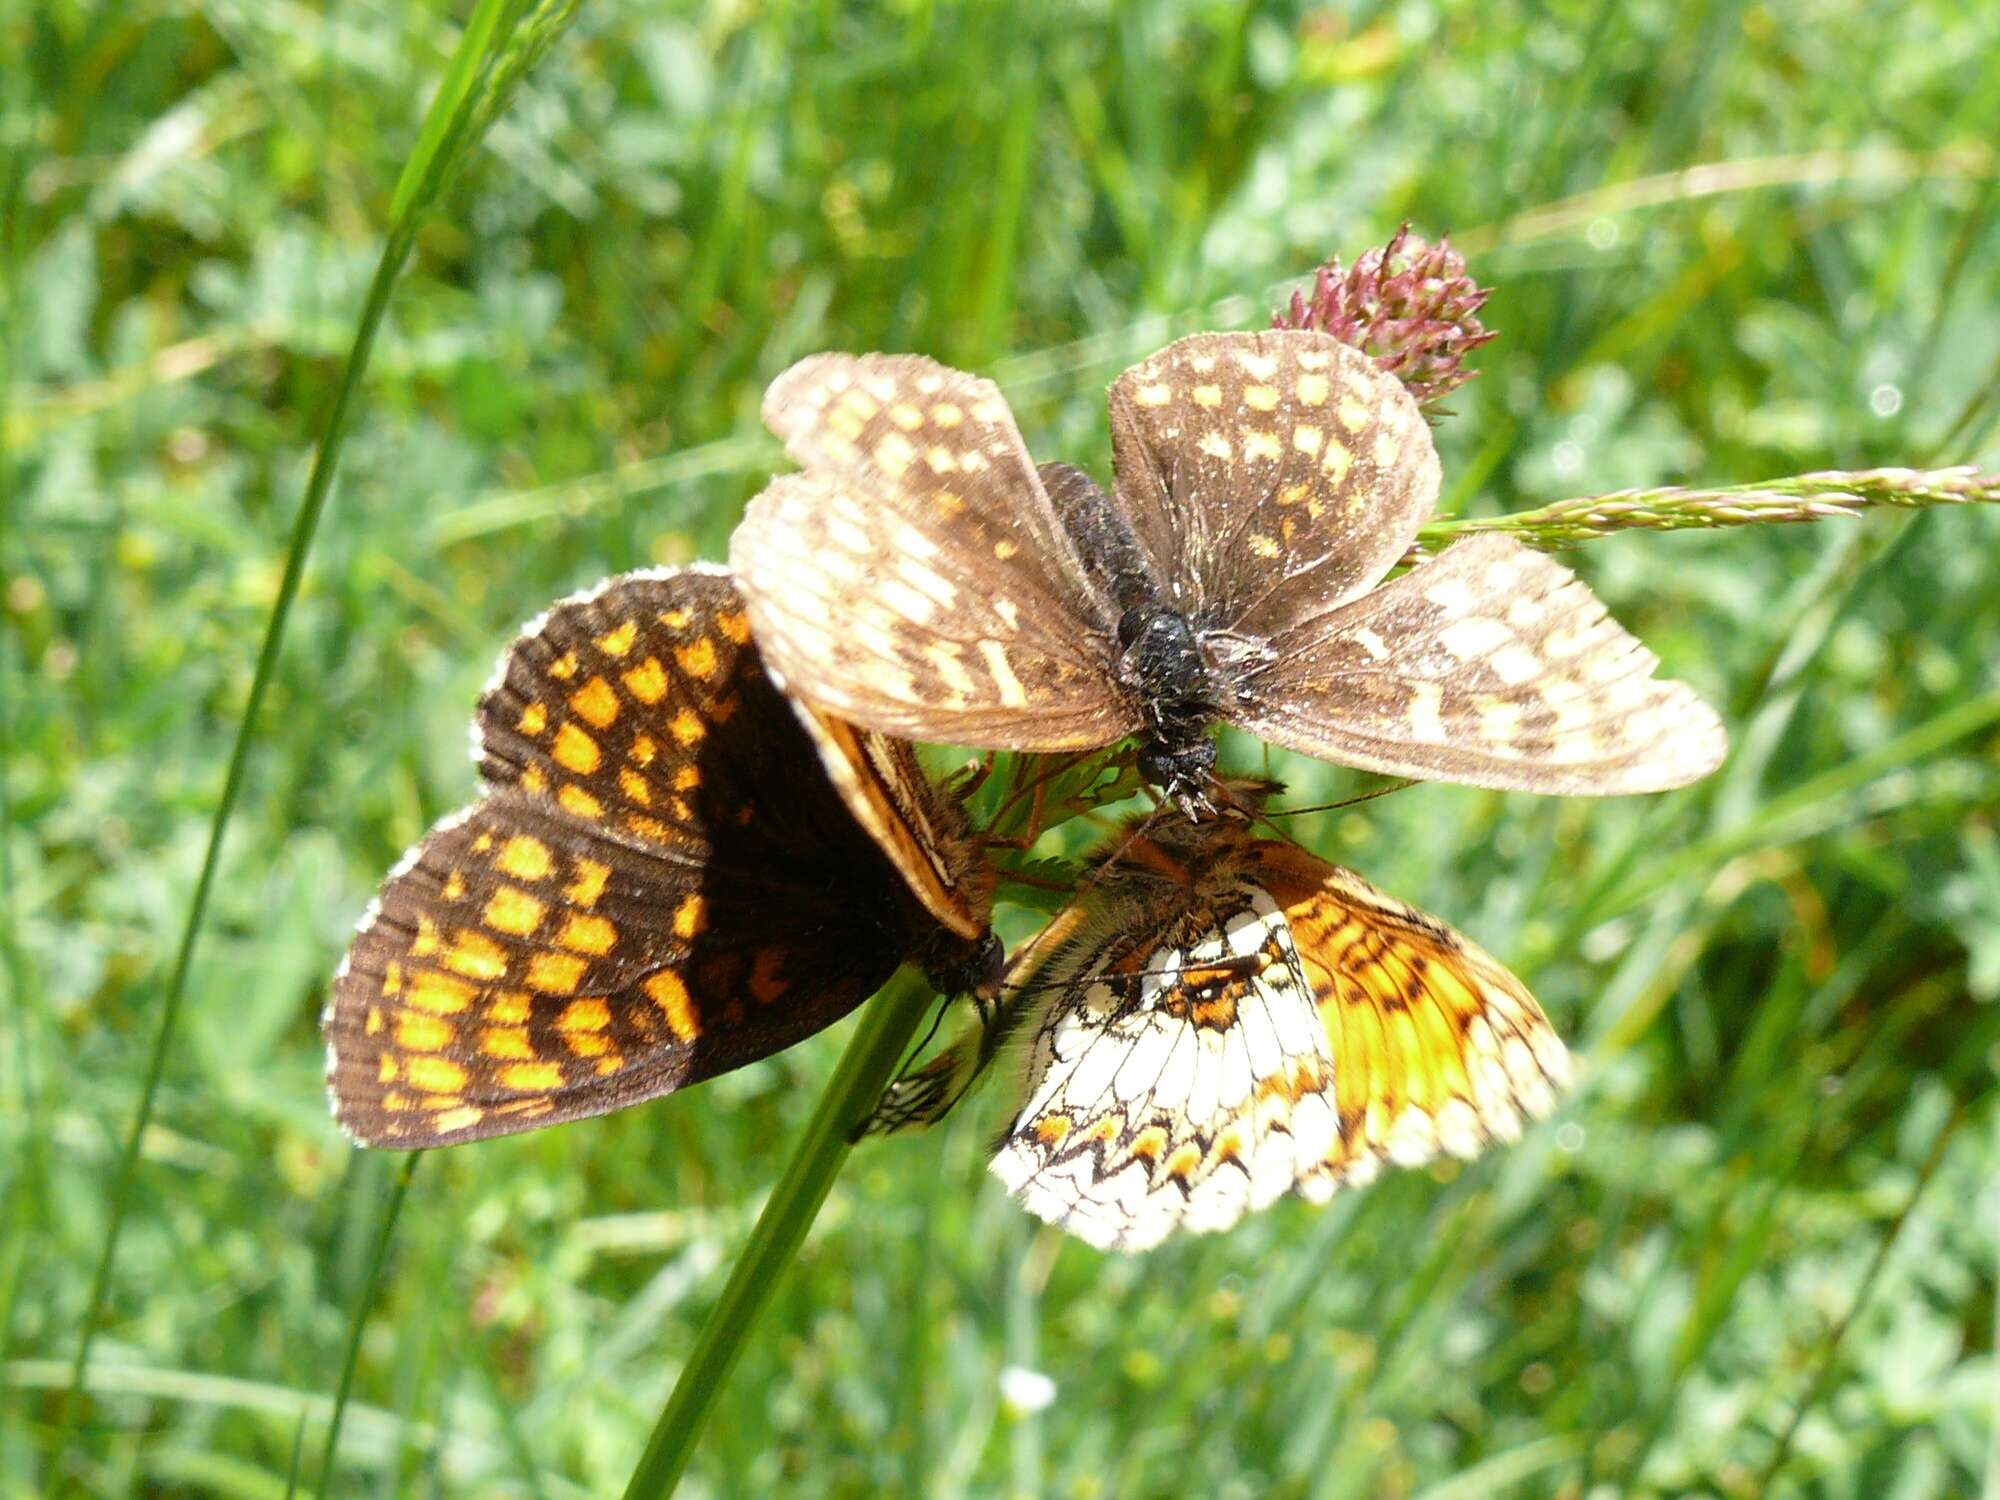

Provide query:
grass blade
left=620, top=969, right=938, bottom=1499
left=315, top=1152, right=422, bottom=1499
left=56, top=0, right=578, bottom=1466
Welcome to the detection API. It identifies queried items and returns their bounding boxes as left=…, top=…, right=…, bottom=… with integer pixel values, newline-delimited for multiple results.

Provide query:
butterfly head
left=921, top=928, right=1006, bottom=1012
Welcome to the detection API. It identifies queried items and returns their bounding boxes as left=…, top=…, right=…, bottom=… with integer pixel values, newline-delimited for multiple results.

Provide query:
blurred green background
left=7, top=1, right=2000, bottom=1495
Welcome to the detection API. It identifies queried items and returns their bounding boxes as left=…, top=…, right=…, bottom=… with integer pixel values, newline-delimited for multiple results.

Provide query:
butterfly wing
left=1106, top=330, right=1440, bottom=634
left=325, top=566, right=926, bottom=1147
left=1249, top=840, right=1570, bottom=1192
left=990, top=875, right=1339, bottom=1253
left=1236, top=533, right=1727, bottom=793
left=732, top=354, right=1138, bottom=751
left=323, top=791, right=906, bottom=1146
left=791, top=705, right=991, bottom=942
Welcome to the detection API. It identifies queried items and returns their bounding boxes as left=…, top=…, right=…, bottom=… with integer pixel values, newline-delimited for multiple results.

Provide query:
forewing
left=989, top=880, right=1339, bottom=1253
left=1239, top=533, right=1728, bottom=793
left=323, top=791, right=903, bottom=1147
left=1251, top=841, right=1569, bottom=1193
left=732, top=470, right=1139, bottom=750
left=1107, top=330, right=1440, bottom=633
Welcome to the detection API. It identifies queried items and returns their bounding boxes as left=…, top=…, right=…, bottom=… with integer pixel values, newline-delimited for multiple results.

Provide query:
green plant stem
left=57, top=0, right=569, bottom=1461
left=1413, top=465, right=1998, bottom=557
left=620, top=969, right=939, bottom=1500
left=315, top=1153, right=422, bottom=1499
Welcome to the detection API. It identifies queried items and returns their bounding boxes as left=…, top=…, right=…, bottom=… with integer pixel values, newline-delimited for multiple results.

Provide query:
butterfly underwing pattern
left=731, top=329, right=1726, bottom=812
left=323, top=565, right=997, bottom=1148
left=870, top=812, right=1568, bottom=1253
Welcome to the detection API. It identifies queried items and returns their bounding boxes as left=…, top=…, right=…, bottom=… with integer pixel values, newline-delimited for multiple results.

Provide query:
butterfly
left=869, top=810, right=1568, bottom=1252
left=322, top=565, right=999, bottom=1147
left=730, top=329, right=1726, bottom=812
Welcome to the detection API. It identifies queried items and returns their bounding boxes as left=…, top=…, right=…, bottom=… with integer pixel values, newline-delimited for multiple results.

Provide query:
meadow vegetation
left=6, top=1, right=2000, bottom=1494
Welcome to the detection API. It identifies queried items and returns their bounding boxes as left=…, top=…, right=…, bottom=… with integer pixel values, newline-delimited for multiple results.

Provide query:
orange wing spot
left=716, top=609, right=752, bottom=645
left=566, top=858, right=610, bottom=908
left=527, top=951, right=588, bottom=996
left=521, top=767, right=549, bottom=792
left=394, top=1012, right=455, bottom=1053
left=557, top=914, right=617, bottom=956
left=1129, top=1125, right=1169, bottom=1162
left=407, top=972, right=476, bottom=1016
left=497, top=834, right=553, bottom=881
left=547, top=651, right=580, bottom=681
left=1089, top=1115, right=1122, bottom=1144
left=487, top=989, right=532, bottom=1024
left=558, top=996, right=611, bottom=1032
left=412, top=916, right=441, bottom=957
left=708, top=693, right=741, bottom=724
left=381, top=960, right=403, bottom=997
left=595, top=1054, right=625, bottom=1076
left=673, top=765, right=700, bottom=791
left=364, top=1006, right=384, bottom=1035
left=517, top=701, right=549, bottom=736
left=553, top=723, right=602, bottom=775
left=443, top=930, right=508, bottom=981
left=673, top=894, right=709, bottom=939
left=595, top=619, right=639, bottom=657
left=674, top=637, right=719, bottom=680
left=404, top=1055, right=469, bottom=1094
left=619, top=768, right=652, bottom=806
left=472, top=832, right=494, bottom=853
left=483, top=885, right=546, bottom=936
left=627, top=814, right=671, bottom=843
left=496, top=1097, right=554, bottom=1118
left=1035, top=1116, right=1071, bottom=1146
left=570, top=675, right=621, bottom=729
left=623, top=657, right=668, bottom=704
left=433, top=1105, right=485, bottom=1134
left=645, top=969, right=700, bottom=1042
left=559, top=785, right=604, bottom=819
left=381, top=1091, right=415, bottom=1112
left=501, top=1061, right=565, bottom=1092
left=1165, top=1142, right=1203, bottom=1179
left=564, top=1029, right=611, bottom=1058
left=659, top=607, right=693, bottom=630
left=669, top=799, right=692, bottom=822
left=670, top=708, right=707, bottom=746
left=481, top=1025, right=536, bottom=1060
left=749, top=949, right=789, bottom=1004
left=442, top=871, right=466, bottom=902
left=630, top=733, right=658, bottom=767
left=377, top=1054, right=399, bottom=1083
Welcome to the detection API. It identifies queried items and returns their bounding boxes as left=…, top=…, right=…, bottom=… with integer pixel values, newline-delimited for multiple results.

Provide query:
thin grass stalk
left=620, top=969, right=938, bottom=1499
left=57, top=0, right=577, bottom=1459
left=1412, top=466, right=1998, bottom=558
left=315, top=1152, right=422, bottom=1498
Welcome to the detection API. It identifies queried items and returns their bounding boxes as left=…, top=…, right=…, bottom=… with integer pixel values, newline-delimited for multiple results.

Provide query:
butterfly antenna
left=888, top=993, right=954, bottom=1088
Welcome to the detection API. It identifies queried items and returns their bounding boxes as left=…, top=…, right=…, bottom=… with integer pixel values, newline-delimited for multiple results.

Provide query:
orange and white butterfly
left=872, top=810, right=1568, bottom=1252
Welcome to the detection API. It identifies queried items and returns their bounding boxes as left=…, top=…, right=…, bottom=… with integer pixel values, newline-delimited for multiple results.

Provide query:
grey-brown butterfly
left=730, top=330, right=1725, bottom=812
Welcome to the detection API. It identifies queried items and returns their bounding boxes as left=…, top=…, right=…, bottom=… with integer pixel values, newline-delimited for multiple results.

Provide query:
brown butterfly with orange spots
left=730, top=330, right=1725, bottom=814
left=871, top=808, right=1565, bottom=1252
left=322, top=565, right=999, bottom=1147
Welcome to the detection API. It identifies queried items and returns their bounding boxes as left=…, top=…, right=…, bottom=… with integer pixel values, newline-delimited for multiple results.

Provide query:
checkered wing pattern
left=323, top=566, right=961, bottom=1147
left=731, top=354, right=1135, bottom=751
left=1249, top=839, right=1570, bottom=1192
left=1106, top=330, right=1440, bottom=633
left=1238, top=532, right=1728, bottom=793
left=990, top=876, right=1340, bottom=1254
